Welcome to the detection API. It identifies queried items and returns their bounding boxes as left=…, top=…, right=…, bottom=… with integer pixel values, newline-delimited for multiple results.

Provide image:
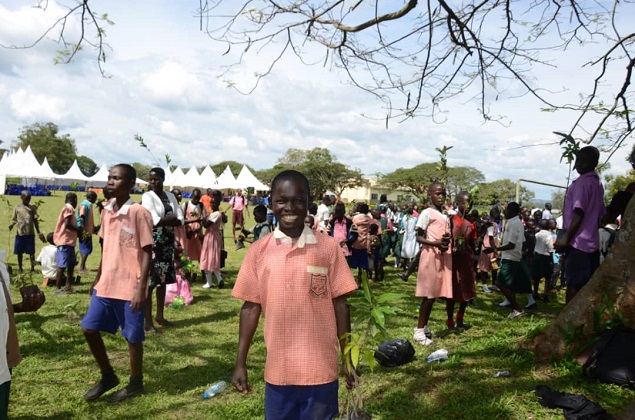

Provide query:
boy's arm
left=131, top=244, right=152, bottom=312
left=232, top=301, right=261, bottom=394
left=334, top=295, right=355, bottom=389
left=8, top=207, right=17, bottom=230
left=64, top=214, right=82, bottom=232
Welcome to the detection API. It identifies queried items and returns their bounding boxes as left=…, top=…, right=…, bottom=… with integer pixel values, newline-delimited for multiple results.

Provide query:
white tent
left=57, top=160, right=91, bottom=182
left=199, top=165, right=218, bottom=188
left=168, top=167, right=186, bottom=188
left=88, top=163, right=109, bottom=186
left=181, top=166, right=203, bottom=188
left=40, top=157, right=59, bottom=180
left=236, top=165, right=270, bottom=191
left=216, top=165, right=238, bottom=190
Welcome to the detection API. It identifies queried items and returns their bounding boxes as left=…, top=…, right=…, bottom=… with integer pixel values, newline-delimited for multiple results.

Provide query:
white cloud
left=10, top=89, right=68, bottom=121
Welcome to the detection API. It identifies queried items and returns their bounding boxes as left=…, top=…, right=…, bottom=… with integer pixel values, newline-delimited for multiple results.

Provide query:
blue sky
left=0, top=1, right=633, bottom=200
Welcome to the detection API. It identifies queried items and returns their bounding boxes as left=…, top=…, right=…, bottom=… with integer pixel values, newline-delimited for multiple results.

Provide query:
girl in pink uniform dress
left=200, top=190, right=225, bottom=289
left=414, top=182, right=452, bottom=346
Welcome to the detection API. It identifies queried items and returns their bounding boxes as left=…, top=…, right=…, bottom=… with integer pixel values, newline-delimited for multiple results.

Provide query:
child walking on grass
left=413, top=182, right=452, bottom=346
left=446, top=191, right=477, bottom=330
left=53, top=192, right=80, bottom=295
left=81, top=164, right=153, bottom=403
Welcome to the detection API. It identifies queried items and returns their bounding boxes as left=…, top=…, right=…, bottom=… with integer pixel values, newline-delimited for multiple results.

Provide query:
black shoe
left=218, top=280, right=225, bottom=289
left=397, top=272, right=408, bottom=282
left=84, top=374, right=120, bottom=402
left=525, top=303, right=538, bottom=310
left=107, top=383, right=145, bottom=403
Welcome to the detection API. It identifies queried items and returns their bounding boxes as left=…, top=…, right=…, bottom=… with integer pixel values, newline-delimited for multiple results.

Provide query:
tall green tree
left=76, top=155, right=99, bottom=177
left=13, top=122, right=77, bottom=174
left=264, top=147, right=364, bottom=199
left=380, top=162, right=444, bottom=202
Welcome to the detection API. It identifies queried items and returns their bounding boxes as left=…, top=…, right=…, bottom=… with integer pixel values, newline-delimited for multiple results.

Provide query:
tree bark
left=532, top=196, right=635, bottom=361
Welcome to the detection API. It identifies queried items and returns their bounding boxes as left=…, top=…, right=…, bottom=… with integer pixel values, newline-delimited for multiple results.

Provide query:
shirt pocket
left=120, top=225, right=137, bottom=249
left=307, top=265, right=329, bottom=299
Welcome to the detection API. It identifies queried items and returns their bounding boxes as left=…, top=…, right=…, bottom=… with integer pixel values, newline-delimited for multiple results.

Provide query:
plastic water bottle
left=426, top=349, right=448, bottom=363
left=493, top=370, right=510, bottom=377
left=203, top=381, right=227, bottom=399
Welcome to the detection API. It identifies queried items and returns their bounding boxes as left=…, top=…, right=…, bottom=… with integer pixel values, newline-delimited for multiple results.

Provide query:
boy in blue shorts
left=53, top=193, right=80, bottom=295
left=81, top=164, right=153, bottom=403
left=77, top=191, right=98, bottom=274
left=9, top=190, right=45, bottom=273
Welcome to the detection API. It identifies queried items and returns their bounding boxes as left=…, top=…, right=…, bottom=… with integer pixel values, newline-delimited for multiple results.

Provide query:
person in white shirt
left=484, top=202, right=532, bottom=319
left=532, top=220, right=554, bottom=299
left=36, top=233, right=58, bottom=286
left=316, top=193, right=335, bottom=232
left=542, top=203, right=556, bottom=220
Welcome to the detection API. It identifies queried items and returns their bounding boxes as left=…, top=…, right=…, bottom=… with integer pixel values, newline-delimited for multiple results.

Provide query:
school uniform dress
left=450, top=214, right=476, bottom=302
left=477, top=223, right=499, bottom=272
left=199, top=211, right=223, bottom=272
left=415, top=208, right=452, bottom=299
left=400, top=215, right=419, bottom=259
left=182, top=200, right=207, bottom=261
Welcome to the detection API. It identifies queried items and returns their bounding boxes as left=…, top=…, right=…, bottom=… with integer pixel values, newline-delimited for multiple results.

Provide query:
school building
left=340, top=177, right=418, bottom=204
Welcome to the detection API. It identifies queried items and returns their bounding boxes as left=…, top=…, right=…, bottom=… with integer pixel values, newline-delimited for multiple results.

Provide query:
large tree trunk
left=532, top=196, right=635, bottom=361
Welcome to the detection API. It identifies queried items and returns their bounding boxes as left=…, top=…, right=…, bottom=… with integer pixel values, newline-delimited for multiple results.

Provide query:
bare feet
left=145, top=325, right=162, bottom=334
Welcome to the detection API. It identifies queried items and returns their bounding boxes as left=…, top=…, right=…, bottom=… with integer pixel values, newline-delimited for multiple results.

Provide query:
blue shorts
left=265, top=381, right=339, bottom=420
left=56, top=245, right=76, bottom=269
left=80, top=291, right=145, bottom=344
left=14, top=235, right=35, bottom=255
left=79, top=237, right=93, bottom=256
left=349, top=248, right=369, bottom=269
left=564, top=247, right=600, bottom=288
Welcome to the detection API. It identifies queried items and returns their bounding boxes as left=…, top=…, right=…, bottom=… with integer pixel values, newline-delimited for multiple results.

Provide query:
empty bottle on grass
left=426, top=349, right=448, bottom=363
left=203, top=381, right=227, bottom=399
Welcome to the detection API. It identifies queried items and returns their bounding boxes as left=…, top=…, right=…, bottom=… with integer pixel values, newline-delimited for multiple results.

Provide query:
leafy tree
left=13, top=122, right=77, bottom=174
left=380, top=162, right=445, bottom=202
left=263, top=147, right=363, bottom=199
left=550, top=190, right=566, bottom=211
left=476, top=179, right=534, bottom=207
left=445, top=166, right=485, bottom=201
left=604, top=170, right=635, bottom=199
left=76, top=155, right=99, bottom=177
left=131, top=162, right=152, bottom=183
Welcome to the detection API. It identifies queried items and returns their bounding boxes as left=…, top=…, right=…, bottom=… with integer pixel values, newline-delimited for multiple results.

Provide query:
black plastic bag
left=583, top=326, right=635, bottom=388
left=374, top=338, right=415, bottom=368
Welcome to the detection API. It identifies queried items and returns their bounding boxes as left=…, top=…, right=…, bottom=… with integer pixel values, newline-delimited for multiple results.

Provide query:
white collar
left=273, top=225, right=317, bottom=248
left=104, top=197, right=134, bottom=216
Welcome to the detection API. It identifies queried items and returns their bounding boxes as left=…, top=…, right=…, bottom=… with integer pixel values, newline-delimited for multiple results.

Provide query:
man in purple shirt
left=556, top=146, right=605, bottom=303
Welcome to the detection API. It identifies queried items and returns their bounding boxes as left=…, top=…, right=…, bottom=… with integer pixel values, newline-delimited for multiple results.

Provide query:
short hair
left=111, top=164, right=136, bottom=181
left=576, top=146, right=600, bottom=167
left=357, top=202, right=369, bottom=215
left=46, top=232, right=55, bottom=246
left=20, top=190, right=30, bottom=198
left=271, top=170, right=310, bottom=202
left=86, top=191, right=98, bottom=200
left=253, top=204, right=267, bottom=216
left=539, top=219, right=549, bottom=230
left=211, top=189, right=223, bottom=199
left=308, top=202, right=318, bottom=215
left=506, top=201, right=520, bottom=215
left=192, top=188, right=201, bottom=196
left=65, top=192, right=77, bottom=203
left=149, top=167, right=165, bottom=181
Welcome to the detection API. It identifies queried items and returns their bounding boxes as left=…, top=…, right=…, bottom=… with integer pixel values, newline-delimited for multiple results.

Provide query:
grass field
left=1, top=193, right=633, bottom=419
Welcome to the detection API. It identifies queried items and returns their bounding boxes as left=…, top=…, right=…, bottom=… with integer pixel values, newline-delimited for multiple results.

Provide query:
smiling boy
left=231, top=170, right=357, bottom=419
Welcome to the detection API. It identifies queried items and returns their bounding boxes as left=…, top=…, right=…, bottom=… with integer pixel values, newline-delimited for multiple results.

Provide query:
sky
left=0, top=0, right=633, bottom=201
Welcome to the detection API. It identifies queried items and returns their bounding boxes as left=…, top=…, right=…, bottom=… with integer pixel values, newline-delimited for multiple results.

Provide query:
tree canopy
left=12, top=122, right=98, bottom=176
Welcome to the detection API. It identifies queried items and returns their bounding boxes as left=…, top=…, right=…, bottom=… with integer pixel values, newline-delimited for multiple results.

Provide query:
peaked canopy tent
left=235, top=165, right=270, bottom=191
left=216, top=166, right=239, bottom=190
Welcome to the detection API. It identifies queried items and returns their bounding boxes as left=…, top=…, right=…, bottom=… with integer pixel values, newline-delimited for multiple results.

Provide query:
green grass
left=1, top=193, right=633, bottom=419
